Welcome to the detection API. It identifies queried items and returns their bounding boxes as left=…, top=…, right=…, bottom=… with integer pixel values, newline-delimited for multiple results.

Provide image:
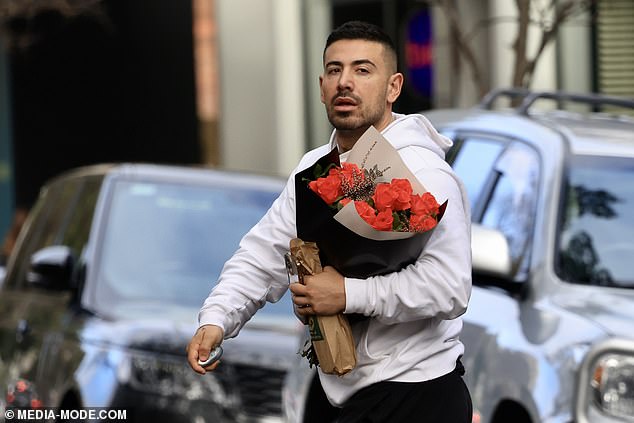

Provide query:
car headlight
left=592, top=354, right=634, bottom=418
left=575, top=338, right=634, bottom=423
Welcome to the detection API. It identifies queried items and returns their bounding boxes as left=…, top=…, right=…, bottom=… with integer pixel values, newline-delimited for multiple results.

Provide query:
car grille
left=233, top=364, right=286, bottom=417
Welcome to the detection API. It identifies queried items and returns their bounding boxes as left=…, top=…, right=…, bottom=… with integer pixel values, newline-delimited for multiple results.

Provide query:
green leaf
left=392, top=212, right=403, bottom=231
left=300, top=340, right=319, bottom=368
left=312, top=162, right=339, bottom=180
left=313, top=164, right=324, bottom=179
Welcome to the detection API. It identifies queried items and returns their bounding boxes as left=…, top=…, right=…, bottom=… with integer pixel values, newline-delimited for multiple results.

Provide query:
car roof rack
left=479, top=87, right=532, bottom=110
left=517, top=91, right=634, bottom=115
left=479, top=87, right=634, bottom=115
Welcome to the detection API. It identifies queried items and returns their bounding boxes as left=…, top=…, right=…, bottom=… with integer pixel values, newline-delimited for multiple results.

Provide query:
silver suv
left=282, top=90, right=634, bottom=423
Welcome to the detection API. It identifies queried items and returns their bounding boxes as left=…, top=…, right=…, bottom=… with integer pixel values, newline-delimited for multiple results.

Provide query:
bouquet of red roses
left=295, top=126, right=447, bottom=279
left=308, top=162, right=442, bottom=234
left=292, top=126, right=447, bottom=374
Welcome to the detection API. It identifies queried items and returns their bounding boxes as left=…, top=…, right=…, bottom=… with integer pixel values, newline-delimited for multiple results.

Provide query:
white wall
left=272, top=0, right=308, bottom=174
left=432, top=0, right=490, bottom=107
left=302, top=0, right=332, bottom=150
left=216, top=0, right=307, bottom=176
left=558, top=10, right=593, bottom=94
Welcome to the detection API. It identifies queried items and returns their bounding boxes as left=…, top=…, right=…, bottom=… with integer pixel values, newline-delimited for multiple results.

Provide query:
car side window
left=5, top=176, right=101, bottom=291
left=447, top=135, right=540, bottom=280
left=59, top=176, right=102, bottom=255
left=481, top=143, right=540, bottom=278
left=448, top=137, right=506, bottom=212
left=3, top=193, right=51, bottom=290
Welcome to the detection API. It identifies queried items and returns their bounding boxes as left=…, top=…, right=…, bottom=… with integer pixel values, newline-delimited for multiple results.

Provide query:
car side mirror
left=28, top=245, right=75, bottom=290
left=471, top=224, right=513, bottom=279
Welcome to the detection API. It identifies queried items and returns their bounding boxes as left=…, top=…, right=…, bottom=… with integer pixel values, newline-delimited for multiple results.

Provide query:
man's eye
left=357, top=68, right=370, bottom=74
left=328, top=68, right=341, bottom=75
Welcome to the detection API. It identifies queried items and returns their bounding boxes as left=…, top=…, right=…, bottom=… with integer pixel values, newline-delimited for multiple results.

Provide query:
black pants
left=304, top=361, right=472, bottom=423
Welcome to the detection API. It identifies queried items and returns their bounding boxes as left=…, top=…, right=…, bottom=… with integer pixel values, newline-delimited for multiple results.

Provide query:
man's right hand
left=186, top=324, right=224, bottom=374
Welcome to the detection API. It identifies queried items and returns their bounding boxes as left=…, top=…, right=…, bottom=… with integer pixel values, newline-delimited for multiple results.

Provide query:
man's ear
left=387, top=72, right=403, bottom=104
left=319, top=74, right=326, bottom=103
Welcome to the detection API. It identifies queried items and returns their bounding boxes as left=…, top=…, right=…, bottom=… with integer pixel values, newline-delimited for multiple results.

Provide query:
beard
left=325, top=104, right=385, bottom=132
left=325, top=90, right=387, bottom=132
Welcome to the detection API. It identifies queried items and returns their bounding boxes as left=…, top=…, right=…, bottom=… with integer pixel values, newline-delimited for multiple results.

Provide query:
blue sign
left=405, top=9, right=433, bottom=98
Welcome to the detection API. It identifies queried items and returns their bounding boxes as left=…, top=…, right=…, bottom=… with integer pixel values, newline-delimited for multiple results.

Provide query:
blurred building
left=1, top=0, right=633, bottom=249
left=0, top=0, right=200, bottom=252
left=213, top=0, right=634, bottom=176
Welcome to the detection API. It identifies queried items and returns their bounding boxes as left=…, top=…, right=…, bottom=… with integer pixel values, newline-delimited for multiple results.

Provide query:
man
left=187, top=21, right=472, bottom=422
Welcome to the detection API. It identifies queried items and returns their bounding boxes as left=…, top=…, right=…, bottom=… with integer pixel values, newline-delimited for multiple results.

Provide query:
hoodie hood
left=383, top=113, right=453, bottom=159
left=329, top=113, right=453, bottom=160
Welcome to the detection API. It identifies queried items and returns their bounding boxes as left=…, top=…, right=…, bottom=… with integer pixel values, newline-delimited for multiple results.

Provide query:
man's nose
left=337, top=69, right=354, bottom=91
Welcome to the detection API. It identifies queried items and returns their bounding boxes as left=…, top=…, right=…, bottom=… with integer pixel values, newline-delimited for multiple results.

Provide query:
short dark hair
left=324, top=21, right=398, bottom=71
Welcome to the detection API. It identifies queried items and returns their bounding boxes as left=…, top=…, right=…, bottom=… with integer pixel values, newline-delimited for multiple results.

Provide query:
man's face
left=320, top=39, right=400, bottom=133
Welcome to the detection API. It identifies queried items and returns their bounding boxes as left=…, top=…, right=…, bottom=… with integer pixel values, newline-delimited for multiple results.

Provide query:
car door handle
left=16, top=319, right=30, bottom=343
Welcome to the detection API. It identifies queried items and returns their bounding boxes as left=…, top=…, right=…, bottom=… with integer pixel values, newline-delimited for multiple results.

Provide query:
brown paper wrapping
left=289, top=238, right=357, bottom=376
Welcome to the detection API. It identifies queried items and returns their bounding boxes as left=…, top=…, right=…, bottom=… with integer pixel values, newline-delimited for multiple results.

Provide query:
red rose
left=354, top=200, right=377, bottom=226
left=410, top=213, right=438, bottom=232
left=339, top=198, right=353, bottom=207
left=372, top=183, right=397, bottom=212
left=309, top=173, right=343, bottom=205
left=372, top=209, right=394, bottom=231
left=410, top=192, right=440, bottom=216
left=389, top=178, right=413, bottom=211
left=338, top=162, right=364, bottom=186
left=307, top=160, right=443, bottom=234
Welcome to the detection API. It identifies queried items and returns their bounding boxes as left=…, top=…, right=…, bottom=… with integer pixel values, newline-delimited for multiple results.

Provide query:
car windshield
left=557, top=155, right=634, bottom=288
left=95, top=179, right=293, bottom=318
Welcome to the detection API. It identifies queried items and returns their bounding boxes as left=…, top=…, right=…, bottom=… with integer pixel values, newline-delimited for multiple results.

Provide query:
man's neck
left=335, top=114, right=395, bottom=152
left=335, top=129, right=364, bottom=153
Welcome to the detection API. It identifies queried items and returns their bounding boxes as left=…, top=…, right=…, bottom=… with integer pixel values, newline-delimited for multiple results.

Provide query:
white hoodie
left=198, top=113, right=472, bottom=406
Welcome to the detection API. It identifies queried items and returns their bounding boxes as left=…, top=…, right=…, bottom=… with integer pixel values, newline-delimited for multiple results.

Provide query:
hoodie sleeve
left=197, top=172, right=297, bottom=338
left=197, top=146, right=332, bottom=338
left=343, top=149, right=472, bottom=324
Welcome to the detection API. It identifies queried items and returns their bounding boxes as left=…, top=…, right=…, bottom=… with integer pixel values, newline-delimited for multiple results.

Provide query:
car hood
left=81, top=302, right=303, bottom=369
left=551, top=289, right=634, bottom=338
left=81, top=314, right=199, bottom=356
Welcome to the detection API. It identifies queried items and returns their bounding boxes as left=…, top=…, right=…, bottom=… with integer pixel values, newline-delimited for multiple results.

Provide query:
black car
left=0, top=164, right=301, bottom=423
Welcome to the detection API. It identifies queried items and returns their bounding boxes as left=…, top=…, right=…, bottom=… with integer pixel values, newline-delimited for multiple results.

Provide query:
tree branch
left=523, top=0, right=595, bottom=86
left=436, top=0, right=488, bottom=96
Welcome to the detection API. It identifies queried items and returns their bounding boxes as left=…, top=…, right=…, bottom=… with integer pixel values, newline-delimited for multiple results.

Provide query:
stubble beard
left=326, top=104, right=385, bottom=133
left=327, top=112, right=363, bottom=131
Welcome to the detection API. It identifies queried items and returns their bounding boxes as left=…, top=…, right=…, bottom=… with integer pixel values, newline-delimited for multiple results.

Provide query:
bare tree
left=423, top=0, right=597, bottom=97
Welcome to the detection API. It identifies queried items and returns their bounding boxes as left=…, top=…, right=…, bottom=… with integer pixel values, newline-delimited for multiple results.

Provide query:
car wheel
left=491, top=400, right=532, bottom=423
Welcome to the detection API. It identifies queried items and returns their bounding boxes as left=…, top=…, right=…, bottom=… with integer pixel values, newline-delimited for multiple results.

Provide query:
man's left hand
left=289, top=266, right=346, bottom=316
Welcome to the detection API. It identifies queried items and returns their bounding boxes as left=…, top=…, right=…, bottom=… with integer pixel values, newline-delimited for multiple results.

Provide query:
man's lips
left=333, top=96, right=358, bottom=111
